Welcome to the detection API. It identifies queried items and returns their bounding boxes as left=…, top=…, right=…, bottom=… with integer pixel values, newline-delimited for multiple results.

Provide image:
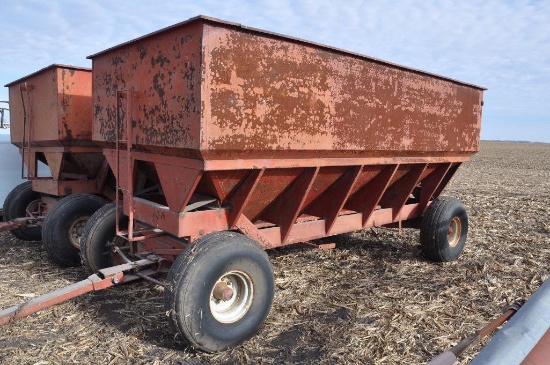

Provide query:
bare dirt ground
left=0, top=141, right=549, bottom=364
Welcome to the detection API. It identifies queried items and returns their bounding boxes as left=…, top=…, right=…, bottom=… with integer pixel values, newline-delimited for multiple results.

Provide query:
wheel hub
left=213, top=281, right=235, bottom=301
left=210, top=271, right=253, bottom=324
left=69, top=216, right=90, bottom=249
left=25, top=199, right=43, bottom=217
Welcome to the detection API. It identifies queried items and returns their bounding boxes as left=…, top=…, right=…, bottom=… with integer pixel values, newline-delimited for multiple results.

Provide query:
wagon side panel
left=55, top=67, right=94, bottom=145
left=8, top=68, right=59, bottom=147
left=201, top=22, right=483, bottom=158
left=91, top=21, right=203, bottom=155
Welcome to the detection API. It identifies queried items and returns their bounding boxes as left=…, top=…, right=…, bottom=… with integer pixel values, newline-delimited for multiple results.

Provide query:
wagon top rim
left=86, top=15, right=486, bottom=91
left=4, top=64, right=92, bottom=88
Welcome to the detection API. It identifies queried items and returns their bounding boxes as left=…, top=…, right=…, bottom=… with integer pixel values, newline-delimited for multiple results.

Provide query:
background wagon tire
left=42, top=194, right=107, bottom=267
left=80, top=202, right=128, bottom=273
left=164, top=231, right=275, bottom=353
left=2, top=181, right=42, bottom=241
left=420, top=196, right=468, bottom=262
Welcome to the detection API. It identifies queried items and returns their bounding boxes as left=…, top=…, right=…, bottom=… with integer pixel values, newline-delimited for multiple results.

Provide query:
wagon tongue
left=0, top=258, right=161, bottom=326
left=0, top=216, right=43, bottom=233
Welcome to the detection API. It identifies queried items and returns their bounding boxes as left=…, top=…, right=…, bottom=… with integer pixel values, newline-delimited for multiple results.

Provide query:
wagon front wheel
left=42, top=194, right=108, bottom=267
left=164, top=231, right=275, bottom=353
left=3, top=181, right=42, bottom=241
left=80, top=202, right=129, bottom=273
left=420, top=196, right=468, bottom=262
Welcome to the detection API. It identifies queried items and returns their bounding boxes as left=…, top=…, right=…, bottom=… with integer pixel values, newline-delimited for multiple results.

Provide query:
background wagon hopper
left=81, top=16, right=484, bottom=352
left=2, top=65, right=115, bottom=266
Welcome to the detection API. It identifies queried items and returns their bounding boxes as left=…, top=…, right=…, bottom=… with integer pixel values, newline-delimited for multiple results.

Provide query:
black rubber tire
left=42, top=194, right=108, bottom=267
left=164, top=231, right=275, bottom=353
left=2, top=181, right=42, bottom=241
left=420, top=196, right=468, bottom=262
left=80, top=202, right=128, bottom=273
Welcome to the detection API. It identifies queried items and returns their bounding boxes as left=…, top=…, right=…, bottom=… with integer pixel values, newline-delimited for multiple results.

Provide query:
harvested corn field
left=0, top=141, right=549, bottom=364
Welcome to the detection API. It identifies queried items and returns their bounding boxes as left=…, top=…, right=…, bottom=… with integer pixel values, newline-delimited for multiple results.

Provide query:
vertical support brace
left=227, top=169, right=264, bottom=228
left=126, top=91, right=135, bottom=240
left=417, top=163, right=452, bottom=213
left=305, top=165, right=363, bottom=234
left=115, top=90, right=127, bottom=235
left=346, top=165, right=400, bottom=227
left=261, top=167, right=319, bottom=244
left=20, top=83, right=34, bottom=179
left=380, top=164, right=427, bottom=220
left=432, top=163, right=461, bottom=199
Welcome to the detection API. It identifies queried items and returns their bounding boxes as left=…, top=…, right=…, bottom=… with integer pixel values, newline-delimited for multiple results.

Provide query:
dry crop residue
left=0, top=141, right=548, bottom=364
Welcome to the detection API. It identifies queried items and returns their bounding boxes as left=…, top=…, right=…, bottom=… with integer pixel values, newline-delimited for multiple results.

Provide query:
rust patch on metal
left=90, top=17, right=482, bottom=160
left=91, top=22, right=202, bottom=152
left=201, top=24, right=482, bottom=156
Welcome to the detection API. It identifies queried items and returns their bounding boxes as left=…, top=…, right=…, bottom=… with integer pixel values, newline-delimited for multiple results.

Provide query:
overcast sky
left=1, top=0, right=549, bottom=142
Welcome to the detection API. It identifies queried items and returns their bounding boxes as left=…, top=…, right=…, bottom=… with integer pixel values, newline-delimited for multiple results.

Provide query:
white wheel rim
left=210, top=271, right=253, bottom=323
left=448, top=216, right=462, bottom=248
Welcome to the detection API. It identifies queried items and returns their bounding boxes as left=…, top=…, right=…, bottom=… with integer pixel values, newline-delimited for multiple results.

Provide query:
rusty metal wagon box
left=6, top=64, right=93, bottom=148
left=90, top=16, right=484, bottom=159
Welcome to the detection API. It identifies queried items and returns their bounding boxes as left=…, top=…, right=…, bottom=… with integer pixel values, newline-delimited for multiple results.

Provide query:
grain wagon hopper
left=1, top=65, right=114, bottom=266
left=0, top=16, right=484, bottom=352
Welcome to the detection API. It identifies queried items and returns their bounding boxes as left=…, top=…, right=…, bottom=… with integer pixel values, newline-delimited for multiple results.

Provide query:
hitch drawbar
left=0, top=258, right=160, bottom=326
left=0, top=217, right=42, bottom=233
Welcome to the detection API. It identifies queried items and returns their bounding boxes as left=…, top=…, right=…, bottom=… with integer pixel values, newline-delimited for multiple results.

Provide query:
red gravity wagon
left=0, top=16, right=484, bottom=352
left=2, top=65, right=115, bottom=266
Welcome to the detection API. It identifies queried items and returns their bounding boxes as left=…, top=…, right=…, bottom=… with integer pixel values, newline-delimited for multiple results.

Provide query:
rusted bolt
left=213, top=281, right=234, bottom=301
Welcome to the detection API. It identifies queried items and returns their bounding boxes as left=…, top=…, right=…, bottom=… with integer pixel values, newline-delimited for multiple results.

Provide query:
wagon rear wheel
left=420, top=196, right=468, bottom=262
left=164, top=231, right=275, bottom=353
left=80, top=202, right=129, bottom=273
left=42, top=194, right=108, bottom=267
left=3, top=181, right=42, bottom=241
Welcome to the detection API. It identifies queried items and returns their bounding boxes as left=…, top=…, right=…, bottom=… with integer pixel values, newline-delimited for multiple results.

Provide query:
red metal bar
left=129, top=192, right=423, bottom=249
left=103, top=150, right=470, bottom=171
left=25, top=84, right=35, bottom=179
left=234, top=214, right=276, bottom=249
left=115, top=91, right=125, bottom=235
left=128, top=196, right=230, bottom=237
left=202, top=156, right=471, bottom=171
left=19, top=84, right=29, bottom=179
left=0, top=258, right=158, bottom=327
left=318, top=166, right=363, bottom=234
left=0, top=274, right=121, bottom=326
left=262, top=203, right=422, bottom=247
left=31, top=179, right=102, bottom=196
left=127, top=91, right=135, bottom=241
left=0, top=217, right=42, bottom=232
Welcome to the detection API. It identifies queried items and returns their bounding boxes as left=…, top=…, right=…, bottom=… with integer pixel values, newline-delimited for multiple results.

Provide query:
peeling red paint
left=90, top=17, right=483, bottom=161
